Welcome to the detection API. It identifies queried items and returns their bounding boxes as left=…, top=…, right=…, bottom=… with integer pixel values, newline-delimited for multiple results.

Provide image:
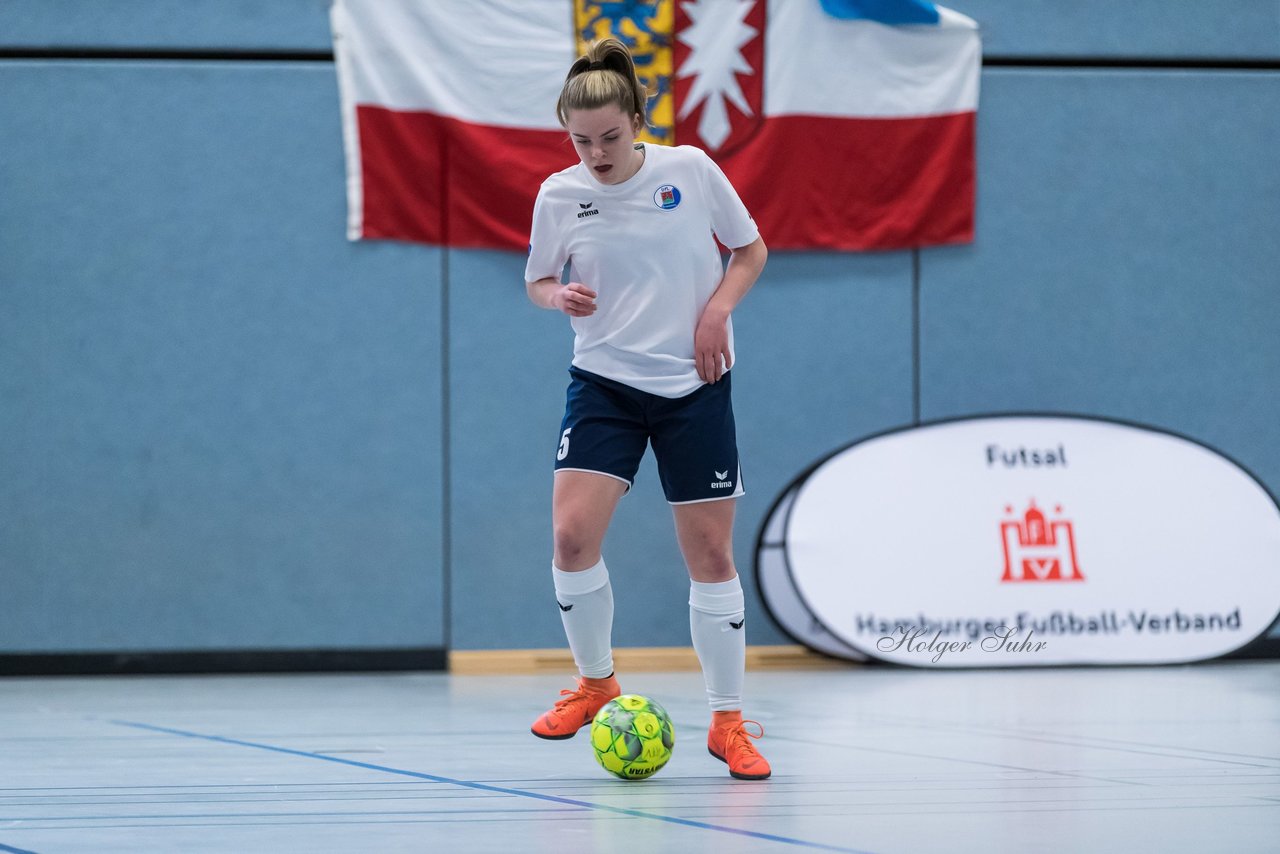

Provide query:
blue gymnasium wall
left=2, top=1, right=1278, bottom=658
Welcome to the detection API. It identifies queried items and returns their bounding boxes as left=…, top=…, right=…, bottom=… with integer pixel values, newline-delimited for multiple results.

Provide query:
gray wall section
left=2, top=3, right=1278, bottom=655
left=920, top=70, right=1280, bottom=492
left=955, top=1, right=1280, bottom=59
left=0, top=62, right=446, bottom=651
left=0, top=0, right=333, bottom=51
left=3, top=1, right=1279, bottom=60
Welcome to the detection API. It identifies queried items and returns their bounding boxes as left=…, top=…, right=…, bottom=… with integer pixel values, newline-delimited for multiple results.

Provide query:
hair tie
left=588, top=60, right=604, bottom=70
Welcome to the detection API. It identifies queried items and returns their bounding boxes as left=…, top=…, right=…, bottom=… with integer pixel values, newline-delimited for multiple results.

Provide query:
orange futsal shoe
left=708, top=711, right=772, bottom=780
left=530, top=675, right=621, bottom=740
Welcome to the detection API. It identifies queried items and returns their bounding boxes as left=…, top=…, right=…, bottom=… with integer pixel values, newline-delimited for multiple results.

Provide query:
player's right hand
left=553, top=282, right=598, bottom=317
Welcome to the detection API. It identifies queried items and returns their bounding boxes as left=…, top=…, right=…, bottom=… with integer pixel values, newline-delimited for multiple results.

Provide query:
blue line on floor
left=110, top=719, right=875, bottom=854
left=0, top=843, right=41, bottom=854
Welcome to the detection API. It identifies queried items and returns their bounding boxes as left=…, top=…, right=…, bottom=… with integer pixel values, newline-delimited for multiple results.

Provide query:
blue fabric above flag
left=819, top=0, right=941, bottom=25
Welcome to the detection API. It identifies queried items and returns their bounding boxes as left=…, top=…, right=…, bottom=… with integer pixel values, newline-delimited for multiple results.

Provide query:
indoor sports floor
left=3, top=662, right=1279, bottom=853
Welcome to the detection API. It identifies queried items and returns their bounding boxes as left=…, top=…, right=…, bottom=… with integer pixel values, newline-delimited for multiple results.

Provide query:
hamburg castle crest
left=1000, top=500, right=1084, bottom=583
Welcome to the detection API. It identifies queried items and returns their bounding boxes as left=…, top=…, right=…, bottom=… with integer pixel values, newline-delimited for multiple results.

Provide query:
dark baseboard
left=0, top=647, right=447, bottom=677
left=2, top=641, right=1270, bottom=675
left=1224, top=636, right=1280, bottom=660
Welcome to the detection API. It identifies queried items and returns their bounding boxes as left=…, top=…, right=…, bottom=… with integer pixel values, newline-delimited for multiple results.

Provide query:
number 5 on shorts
left=557, top=428, right=572, bottom=461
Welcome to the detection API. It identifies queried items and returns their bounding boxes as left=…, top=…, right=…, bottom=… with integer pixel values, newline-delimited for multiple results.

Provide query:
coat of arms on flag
left=332, top=0, right=980, bottom=251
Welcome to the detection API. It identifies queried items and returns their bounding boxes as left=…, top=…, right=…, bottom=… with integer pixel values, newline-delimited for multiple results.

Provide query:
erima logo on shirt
left=577, top=201, right=599, bottom=219
left=711, top=469, right=734, bottom=489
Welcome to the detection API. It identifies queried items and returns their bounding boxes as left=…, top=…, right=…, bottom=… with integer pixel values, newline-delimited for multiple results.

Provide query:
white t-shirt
left=525, top=143, right=759, bottom=398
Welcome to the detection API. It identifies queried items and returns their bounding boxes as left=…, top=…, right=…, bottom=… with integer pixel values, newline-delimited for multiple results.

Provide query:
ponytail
left=556, top=38, right=650, bottom=128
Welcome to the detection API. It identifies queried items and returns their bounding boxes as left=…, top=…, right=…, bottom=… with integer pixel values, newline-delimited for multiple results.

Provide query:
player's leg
left=550, top=470, right=626, bottom=679
left=652, top=373, right=771, bottom=779
left=675, top=504, right=772, bottom=781
left=672, top=499, right=745, bottom=713
left=671, top=499, right=769, bottom=779
left=532, top=369, right=645, bottom=740
left=531, top=470, right=627, bottom=740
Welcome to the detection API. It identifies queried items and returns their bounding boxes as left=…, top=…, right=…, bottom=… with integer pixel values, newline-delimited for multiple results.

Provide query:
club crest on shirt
left=653, top=185, right=682, bottom=210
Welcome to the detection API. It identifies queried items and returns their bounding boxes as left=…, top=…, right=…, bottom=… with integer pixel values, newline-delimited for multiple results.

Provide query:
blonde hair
left=556, top=38, right=650, bottom=129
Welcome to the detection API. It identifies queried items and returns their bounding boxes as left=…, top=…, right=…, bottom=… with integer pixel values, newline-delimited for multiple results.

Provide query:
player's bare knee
left=687, top=550, right=736, bottom=583
left=553, top=521, right=600, bottom=570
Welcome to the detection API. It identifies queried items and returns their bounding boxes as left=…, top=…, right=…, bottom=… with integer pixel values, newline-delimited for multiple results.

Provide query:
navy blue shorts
left=554, top=367, right=744, bottom=504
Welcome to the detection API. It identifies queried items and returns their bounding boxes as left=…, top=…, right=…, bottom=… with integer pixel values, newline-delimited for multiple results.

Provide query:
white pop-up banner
left=759, top=416, right=1280, bottom=667
left=757, top=484, right=868, bottom=661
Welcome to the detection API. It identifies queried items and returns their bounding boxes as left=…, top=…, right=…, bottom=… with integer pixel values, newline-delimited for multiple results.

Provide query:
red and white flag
left=332, top=0, right=980, bottom=251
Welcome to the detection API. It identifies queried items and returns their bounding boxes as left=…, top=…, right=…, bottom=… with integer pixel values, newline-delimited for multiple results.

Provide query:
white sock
left=553, top=559, right=614, bottom=679
left=689, top=575, right=746, bottom=712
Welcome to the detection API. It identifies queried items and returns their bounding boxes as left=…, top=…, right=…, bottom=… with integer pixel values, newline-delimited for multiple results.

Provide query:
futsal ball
left=590, top=694, right=675, bottom=780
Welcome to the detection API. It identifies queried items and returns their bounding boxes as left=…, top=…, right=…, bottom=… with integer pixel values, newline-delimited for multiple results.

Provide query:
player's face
left=566, top=106, right=644, bottom=185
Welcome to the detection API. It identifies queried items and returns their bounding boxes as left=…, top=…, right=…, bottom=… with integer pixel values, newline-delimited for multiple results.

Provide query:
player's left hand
left=694, top=309, right=731, bottom=384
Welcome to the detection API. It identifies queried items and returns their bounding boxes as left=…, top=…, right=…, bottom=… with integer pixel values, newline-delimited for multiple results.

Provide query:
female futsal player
left=524, top=38, right=771, bottom=780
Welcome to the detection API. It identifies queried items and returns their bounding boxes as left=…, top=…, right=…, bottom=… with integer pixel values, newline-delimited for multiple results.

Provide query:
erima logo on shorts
left=653, top=185, right=681, bottom=210
left=710, top=469, right=734, bottom=489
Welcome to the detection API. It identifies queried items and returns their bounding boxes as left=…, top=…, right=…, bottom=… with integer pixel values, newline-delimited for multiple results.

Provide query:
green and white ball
left=590, top=694, right=675, bottom=780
